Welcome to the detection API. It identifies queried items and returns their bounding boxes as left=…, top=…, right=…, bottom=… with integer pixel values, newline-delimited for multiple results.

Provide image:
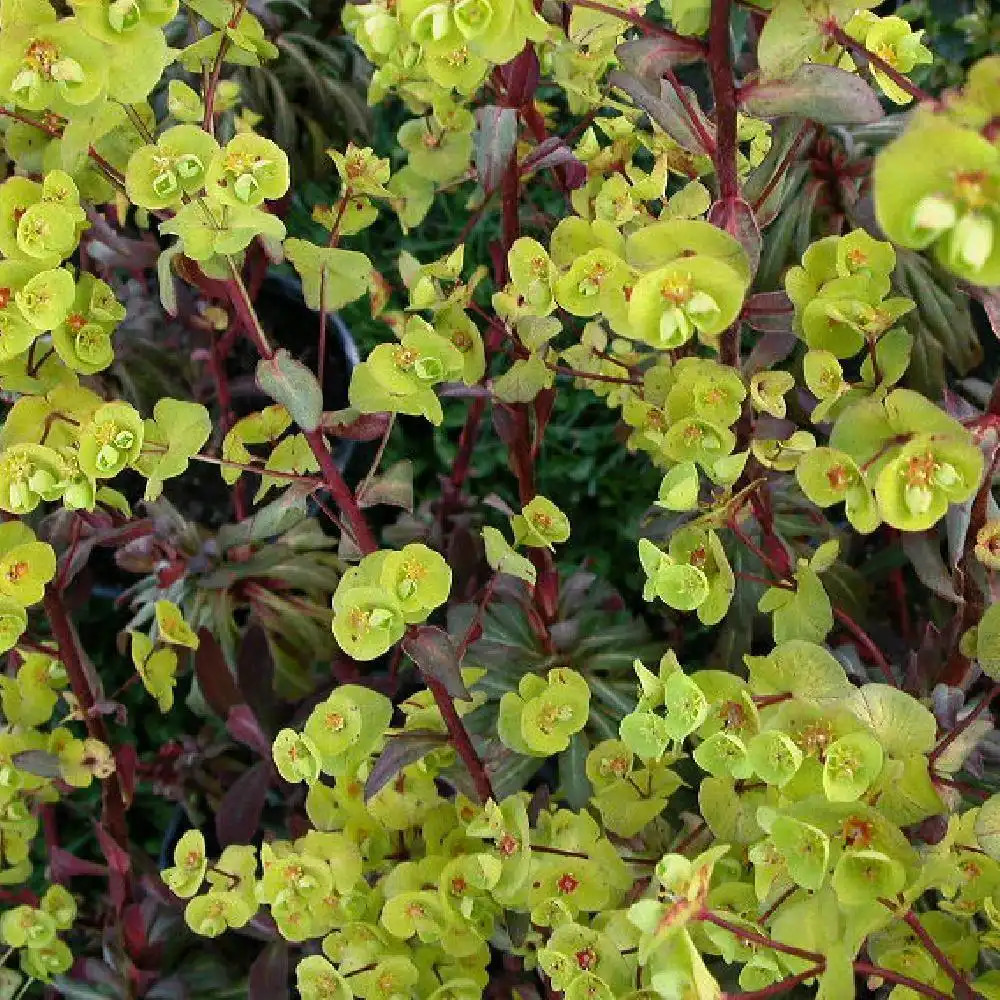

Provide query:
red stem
left=928, top=684, right=1000, bottom=768
left=221, top=264, right=379, bottom=555
left=824, top=22, right=936, bottom=106
left=699, top=911, right=823, bottom=964
left=564, top=0, right=706, bottom=50
left=663, top=67, right=717, bottom=156
left=723, top=966, right=823, bottom=1000
left=708, top=0, right=740, bottom=205
left=43, top=591, right=130, bottom=854
left=750, top=122, right=813, bottom=213
left=832, top=606, right=896, bottom=687
left=424, top=673, right=494, bottom=803
left=898, top=908, right=975, bottom=999
left=852, top=962, right=955, bottom=1000
left=450, top=396, right=487, bottom=495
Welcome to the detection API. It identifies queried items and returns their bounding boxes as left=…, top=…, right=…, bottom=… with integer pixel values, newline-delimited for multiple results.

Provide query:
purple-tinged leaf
left=901, top=532, right=961, bottom=603
left=608, top=70, right=712, bottom=155
left=256, top=348, right=323, bottom=432
left=321, top=409, right=392, bottom=441
left=498, top=46, right=540, bottom=106
left=403, top=626, right=470, bottom=700
left=365, top=731, right=448, bottom=801
left=237, top=625, right=277, bottom=732
left=356, top=459, right=413, bottom=512
left=475, top=106, right=518, bottom=192
left=249, top=942, right=289, bottom=1000
left=615, top=35, right=704, bottom=80
left=519, top=137, right=587, bottom=189
left=49, top=847, right=106, bottom=882
left=217, top=761, right=272, bottom=847
left=741, top=65, right=884, bottom=125
left=227, top=704, right=272, bottom=758
left=194, top=628, right=243, bottom=719
left=94, top=823, right=131, bottom=911
left=743, top=291, right=795, bottom=334
left=709, top=197, right=761, bottom=278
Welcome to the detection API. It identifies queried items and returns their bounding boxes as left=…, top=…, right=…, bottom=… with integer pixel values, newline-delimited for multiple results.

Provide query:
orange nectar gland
left=659, top=272, right=694, bottom=306
left=556, top=872, right=580, bottom=895
left=450, top=876, right=468, bottom=896
left=872, top=42, right=899, bottom=68
left=688, top=545, right=708, bottom=570
left=846, top=246, right=869, bottom=269
left=601, top=754, right=629, bottom=778
left=324, top=710, right=346, bottom=732
left=444, top=46, right=470, bottom=67
left=531, top=510, right=554, bottom=532
left=537, top=703, right=573, bottom=733
left=393, top=345, right=420, bottom=370
left=826, top=462, right=852, bottom=492
left=343, top=152, right=368, bottom=181
left=498, top=833, right=519, bottom=856
left=24, top=39, right=60, bottom=77
left=0, top=288, right=10, bottom=310
left=797, top=721, right=833, bottom=756
left=451, top=328, right=472, bottom=351
left=4, top=560, right=29, bottom=584
left=842, top=816, right=875, bottom=849
left=576, top=948, right=598, bottom=971
left=577, top=260, right=610, bottom=297
left=719, top=699, right=748, bottom=730
left=67, top=313, right=87, bottom=332
left=954, top=170, right=991, bottom=210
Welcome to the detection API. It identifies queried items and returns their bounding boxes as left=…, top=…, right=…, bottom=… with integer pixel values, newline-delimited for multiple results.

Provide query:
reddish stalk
left=547, top=362, right=643, bottom=386
left=928, top=684, right=1000, bottom=768
left=832, top=607, right=896, bottom=687
left=898, top=908, right=975, bottom=999
left=824, top=22, right=936, bottom=107
left=708, top=0, right=740, bottom=205
left=663, top=66, right=717, bottom=156
left=699, top=911, right=823, bottom=964
left=564, top=0, right=706, bottom=50
left=852, top=962, right=955, bottom=1000
left=423, top=672, right=494, bottom=803
left=202, top=1, right=248, bottom=133
left=43, top=591, right=130, bottom=854
left=722, top=966, right=823, bottom=1000
left=750, top=122, right=814, bottom=212
left=222, top=261, right=379, bottom=555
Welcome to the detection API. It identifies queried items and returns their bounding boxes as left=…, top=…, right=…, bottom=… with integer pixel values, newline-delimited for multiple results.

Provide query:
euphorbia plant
left=4, top=0, right=1000, bottom=997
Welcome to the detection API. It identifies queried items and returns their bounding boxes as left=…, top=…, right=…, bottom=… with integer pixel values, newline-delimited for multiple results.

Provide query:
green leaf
left=483, top=526, right=536, bottom=585
left=976, top=793, right=1000, bottom=860
left=256, top=349, right=323, bottom=432
left=845, top=684, right=936, bottom=758
left=831, top=849, right=904, bottom=906
left=770, top=815, right=829, bottom=891
left=747, top=730, right=803, bottom=787
left=619, top=710, right=670, bottom=759
left=745, top=640, right=853, bottom=703
left=976, top=602, right=1000, bottom=680
left=757, top=0, right=823, bottom=80
left=284, top=238, right=371, bottom=312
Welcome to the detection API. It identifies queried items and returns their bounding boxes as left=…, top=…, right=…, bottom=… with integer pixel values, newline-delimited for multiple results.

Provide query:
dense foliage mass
left=2, top=0, right=1000, bottom=997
